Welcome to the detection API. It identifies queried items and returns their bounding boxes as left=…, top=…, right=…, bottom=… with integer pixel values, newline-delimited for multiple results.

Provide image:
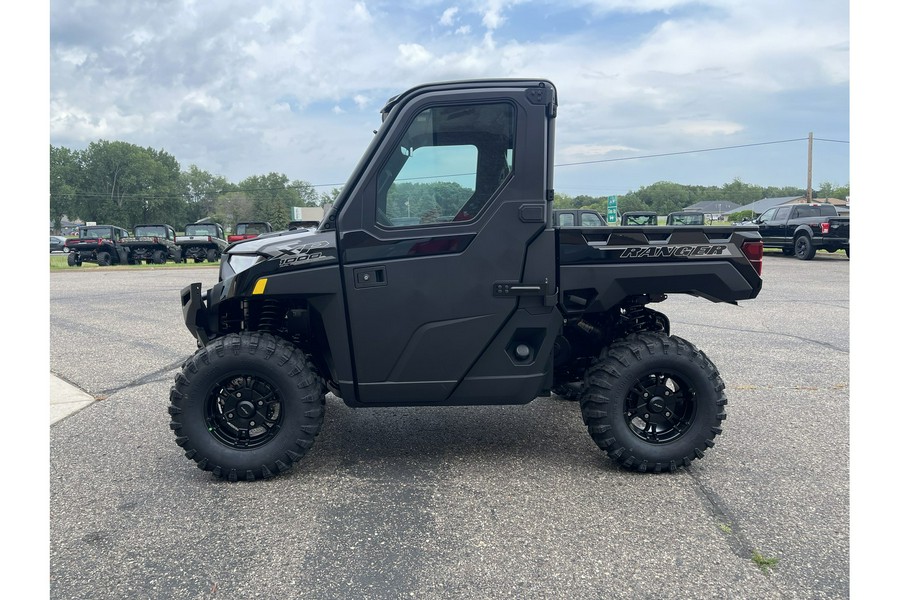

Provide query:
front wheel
left=580, top=332, right=726, bottom=473
left=794, top=235, right=816, bottom=260
left=67, top=252, right=80, bottom=267
left=169, top=332, right=325, bottom=481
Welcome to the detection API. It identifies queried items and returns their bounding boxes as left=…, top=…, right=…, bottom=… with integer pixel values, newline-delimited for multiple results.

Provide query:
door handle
left=493, top=280, right=549, bottom=297
left=354, top=266, right=387, bottom=288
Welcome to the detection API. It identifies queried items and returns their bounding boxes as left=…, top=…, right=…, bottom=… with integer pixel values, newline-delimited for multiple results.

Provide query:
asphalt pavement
left=49, top=253, right=850, bottom=599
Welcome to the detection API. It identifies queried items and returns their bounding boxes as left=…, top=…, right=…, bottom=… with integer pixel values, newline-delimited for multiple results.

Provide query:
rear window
left=236, top=224, right=268, bottom=235
left=793, top=205, right=836, bottom=218
left=134, top=226, right=168, bottom=237
left=81, top=227, right=112, bottom=239
left=186, top=225, right=215, bottom=236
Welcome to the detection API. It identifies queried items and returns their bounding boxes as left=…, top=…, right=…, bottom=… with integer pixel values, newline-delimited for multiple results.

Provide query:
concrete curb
left=50, top=374, right=96, bottom=424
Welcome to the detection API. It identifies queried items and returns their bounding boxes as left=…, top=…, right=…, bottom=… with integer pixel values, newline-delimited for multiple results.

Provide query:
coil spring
left=258, top=299, right=281, bottom=331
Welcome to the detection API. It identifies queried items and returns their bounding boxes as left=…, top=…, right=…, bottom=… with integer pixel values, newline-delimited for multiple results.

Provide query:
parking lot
left=49, top=252, right=849, bottom=599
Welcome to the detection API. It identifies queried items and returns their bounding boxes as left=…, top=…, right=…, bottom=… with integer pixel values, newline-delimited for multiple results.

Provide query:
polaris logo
left=619, top=244, right=728, bottom=258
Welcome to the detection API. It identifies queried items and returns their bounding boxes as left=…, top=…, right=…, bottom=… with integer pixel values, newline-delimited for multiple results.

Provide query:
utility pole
left=806, top=132, right=813, bottom=203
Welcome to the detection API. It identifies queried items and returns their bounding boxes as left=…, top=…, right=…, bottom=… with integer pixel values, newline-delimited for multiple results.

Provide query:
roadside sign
left=607, top=196, right=618, bottom=223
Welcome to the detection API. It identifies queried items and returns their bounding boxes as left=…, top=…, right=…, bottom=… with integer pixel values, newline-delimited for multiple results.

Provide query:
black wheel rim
left=205, top=375, right=284, bottom=449
left=624, top=371, right=697, bottom=443
left=797, top=239, right=810, bottom=257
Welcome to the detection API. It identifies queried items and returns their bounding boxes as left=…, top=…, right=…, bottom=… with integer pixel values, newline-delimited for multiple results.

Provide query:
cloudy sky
left=49, top=0, right=849, bottom=197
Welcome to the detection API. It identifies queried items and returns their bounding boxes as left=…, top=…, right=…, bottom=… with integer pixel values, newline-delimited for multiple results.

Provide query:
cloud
left=396, top=43, right=434, bottom=68
left=49, top=0, right=849, bottom=193
left=558, top=144, right=642, bottom=162
left=440, top=7, right=459, bottom=26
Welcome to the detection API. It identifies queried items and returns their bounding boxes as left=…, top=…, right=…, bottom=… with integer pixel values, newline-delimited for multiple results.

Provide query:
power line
left=555, top=138, right=814, bottom=168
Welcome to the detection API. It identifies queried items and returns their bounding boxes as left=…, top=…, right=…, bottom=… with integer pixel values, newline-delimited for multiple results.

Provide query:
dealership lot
left=49, top=252, right=849, bottom=599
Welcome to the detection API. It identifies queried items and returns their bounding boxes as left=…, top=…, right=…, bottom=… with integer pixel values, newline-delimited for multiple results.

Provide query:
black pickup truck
left=753, top=203, right=850, bottom=259
left=171, top=79, right=763, bottom=481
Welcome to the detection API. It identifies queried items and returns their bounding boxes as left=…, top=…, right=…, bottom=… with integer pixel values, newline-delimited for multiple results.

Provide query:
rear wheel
left=206, top=248, right=219, bottom=262
left=169, top=332, right=325, bottom=481
left=794, top=234, right=816, bottom=260
left=152, top=250, right=166, bottom=264
left=96, top=251, right=111, bottom=266
left=580, top=332, right=726, bottom=473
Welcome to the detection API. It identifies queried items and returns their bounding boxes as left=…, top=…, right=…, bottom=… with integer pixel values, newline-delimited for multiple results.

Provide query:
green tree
left=182, top=165, right=232, bottom=225
left=76, top=140, right=185, bottom=227
left=237, top=173, right=318, bottom=230
left=49, top=145, right=83, bottom=232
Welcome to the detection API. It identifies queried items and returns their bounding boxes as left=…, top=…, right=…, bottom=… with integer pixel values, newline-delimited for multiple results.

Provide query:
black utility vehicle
left=121, top=224, right=182, bottom=264
left=552, top=209, right=607, bottom=227
left=171, top=79, right=764, bottom=481
left=177, top=222, right=228, bottom=263
left=65, top=225, right=130, bottom=266
left=620, top=211, right=658, bottom=226
left=753, top=203, right=850, bottom=259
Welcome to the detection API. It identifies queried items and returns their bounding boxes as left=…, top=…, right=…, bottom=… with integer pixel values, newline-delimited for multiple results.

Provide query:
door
left=336, top=84, right=556, bottom=404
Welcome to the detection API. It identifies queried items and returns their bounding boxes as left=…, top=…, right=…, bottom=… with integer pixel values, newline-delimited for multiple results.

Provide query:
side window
left=376, top=102, right=515, bottom=228
left=581, top=213, right=603, bottom=227
left=557, top=213, right=575, bottom=227
left=758, top=208, right=777, bottom=224
left=774, top=207, right=791, bottom=220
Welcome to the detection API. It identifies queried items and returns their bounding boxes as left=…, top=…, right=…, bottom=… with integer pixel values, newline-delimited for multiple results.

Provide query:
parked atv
left=177, top=222, right=228, bottom=263
left=64, top=225, right=130, bottom=267
left=121, top=224, right=183, bottom=264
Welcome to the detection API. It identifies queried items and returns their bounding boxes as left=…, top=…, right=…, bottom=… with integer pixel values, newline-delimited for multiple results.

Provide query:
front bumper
left=181, top=283, right=210, bottom=345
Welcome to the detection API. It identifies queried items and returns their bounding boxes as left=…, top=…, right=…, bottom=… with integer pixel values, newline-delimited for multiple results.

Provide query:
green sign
left=607, top=195, right=618, bottom=223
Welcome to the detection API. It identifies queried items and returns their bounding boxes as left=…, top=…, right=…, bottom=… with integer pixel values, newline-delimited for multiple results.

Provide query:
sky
left=47, top=0, right=850, bottom=198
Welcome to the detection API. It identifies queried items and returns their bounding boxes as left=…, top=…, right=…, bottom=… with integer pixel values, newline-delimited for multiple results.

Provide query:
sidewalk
left=50, top=374, right=96, bottom=424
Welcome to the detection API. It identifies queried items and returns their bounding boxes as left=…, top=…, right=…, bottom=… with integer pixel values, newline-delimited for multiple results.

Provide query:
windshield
left=185, top=225, right=216, bottom=236
left=81, top=227, right=112, bottom=239
left=134, top=226, right=168, bottom=237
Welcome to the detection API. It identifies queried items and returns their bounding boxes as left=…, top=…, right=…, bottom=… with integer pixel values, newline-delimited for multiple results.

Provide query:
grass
left=751, top=550, right=780, bottom=573
left=50, top=254, right=219, bottom=271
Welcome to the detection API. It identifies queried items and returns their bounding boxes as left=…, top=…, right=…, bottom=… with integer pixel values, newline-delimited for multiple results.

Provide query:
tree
left=76, top=140, right=185, bottom=227
left=49, top=145, right=83, bottom=231
left=182, top=165, right=232, bottom=225
left=236, top=173, right=319, bottom=230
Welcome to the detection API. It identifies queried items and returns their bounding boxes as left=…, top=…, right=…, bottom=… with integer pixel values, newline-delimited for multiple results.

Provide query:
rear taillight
left=741, top=240, right=763, bottom=276
left=821, top=222, right=830, bottom=234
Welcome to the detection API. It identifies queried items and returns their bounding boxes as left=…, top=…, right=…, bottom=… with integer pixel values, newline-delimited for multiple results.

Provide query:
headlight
left=227, top=253, right=266, bottom=275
